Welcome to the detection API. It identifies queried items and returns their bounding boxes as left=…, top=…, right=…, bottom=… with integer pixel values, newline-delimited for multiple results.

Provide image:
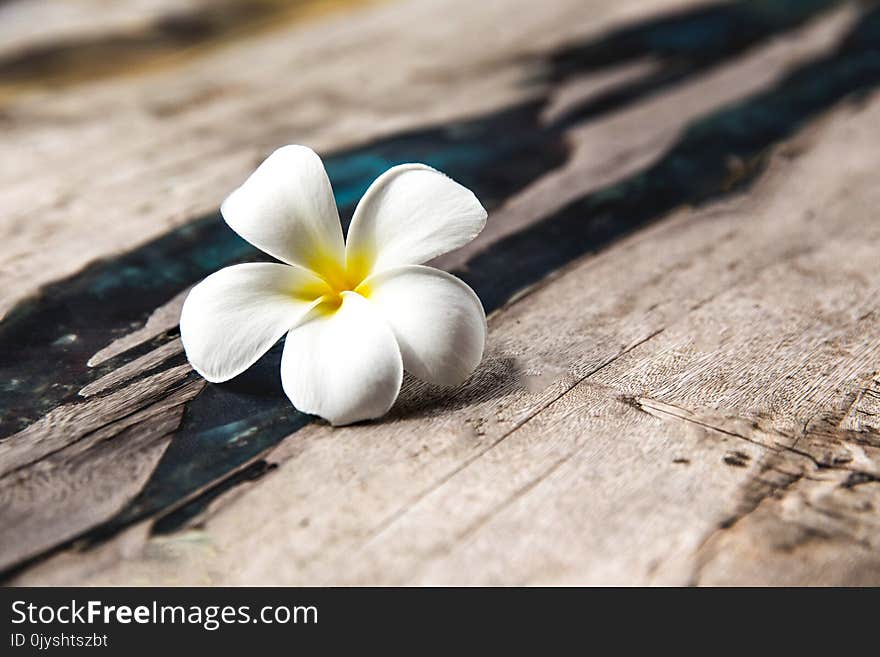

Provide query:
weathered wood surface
left=1, top=0, right=879, bottom=585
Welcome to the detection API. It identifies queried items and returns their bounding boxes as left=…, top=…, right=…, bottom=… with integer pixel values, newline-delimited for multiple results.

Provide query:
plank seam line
left=428, top=398, right=830, bottom=578
left=388, top=398, right=880, bottom=582
left=357, top=326, right=666, bottom=550
left=401, top=449, right=580, bottom=584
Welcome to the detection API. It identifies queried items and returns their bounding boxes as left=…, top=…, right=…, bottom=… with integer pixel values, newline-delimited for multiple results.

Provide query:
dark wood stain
left=0, top=0, right=369, bottom=94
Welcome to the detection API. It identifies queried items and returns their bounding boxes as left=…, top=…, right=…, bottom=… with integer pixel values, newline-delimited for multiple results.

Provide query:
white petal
left=363, top=265, right=486, bottom=386
left=345, top=164, right=487, bottom=278
left=180, top=262, right=328, bottom=382
left=221, top=145, right=346, bottom=273
left=281, top=292, right=403, bottom=426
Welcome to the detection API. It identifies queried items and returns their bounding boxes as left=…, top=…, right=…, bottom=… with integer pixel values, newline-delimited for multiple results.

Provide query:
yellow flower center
left=304, top=248, right=373, bottom=314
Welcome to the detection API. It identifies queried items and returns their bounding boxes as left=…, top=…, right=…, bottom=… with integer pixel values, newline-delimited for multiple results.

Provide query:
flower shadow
left=389, top=354, right=522, bottom=422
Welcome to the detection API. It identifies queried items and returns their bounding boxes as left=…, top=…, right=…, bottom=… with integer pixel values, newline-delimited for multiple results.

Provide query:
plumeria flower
left=180, top=145, right=488, bottom=425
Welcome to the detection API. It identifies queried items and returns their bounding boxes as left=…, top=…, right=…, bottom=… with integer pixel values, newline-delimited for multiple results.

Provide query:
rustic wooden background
left=1, top=0, right=879, bottom=585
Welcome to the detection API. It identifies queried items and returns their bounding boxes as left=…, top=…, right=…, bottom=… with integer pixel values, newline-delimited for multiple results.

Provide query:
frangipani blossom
left=180, top=145, right=488, bottom=425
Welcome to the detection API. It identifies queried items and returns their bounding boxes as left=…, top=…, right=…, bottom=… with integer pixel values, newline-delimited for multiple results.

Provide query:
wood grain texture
left=0, top=0, right=684, bottom=320
left=1, top=0, right=879, bottom=585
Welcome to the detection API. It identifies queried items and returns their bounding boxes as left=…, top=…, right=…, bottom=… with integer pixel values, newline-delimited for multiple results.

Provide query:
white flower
left=179, top=145, right=488, bottom=426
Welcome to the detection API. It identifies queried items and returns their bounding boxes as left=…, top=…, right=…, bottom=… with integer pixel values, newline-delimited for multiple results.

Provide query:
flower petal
left=180, top=262, right=329, bottom=382
left=221, top=145, right=346, bottom=274
left=362, top=265, right=486, bottom=386
left=345, top=164, right=487, bottom=278
left=281, top=291, right=403, bottom=425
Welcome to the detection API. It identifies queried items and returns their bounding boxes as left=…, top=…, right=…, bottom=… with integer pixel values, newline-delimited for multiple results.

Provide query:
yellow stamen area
left=312, top=292, right=344, bottom=316
left=301, top=247, right=375, bottom=316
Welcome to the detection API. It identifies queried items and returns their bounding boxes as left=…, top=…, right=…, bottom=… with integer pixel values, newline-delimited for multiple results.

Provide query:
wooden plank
left=0, top=364, right=203, bottom=572
left=0, top=378, right=202, bottom=573
left=12, top=79, right=880, bottom=585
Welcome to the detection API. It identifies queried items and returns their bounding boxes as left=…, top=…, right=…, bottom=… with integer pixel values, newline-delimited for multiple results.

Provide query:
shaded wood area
left=1, top=0, right=879, bottom=585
